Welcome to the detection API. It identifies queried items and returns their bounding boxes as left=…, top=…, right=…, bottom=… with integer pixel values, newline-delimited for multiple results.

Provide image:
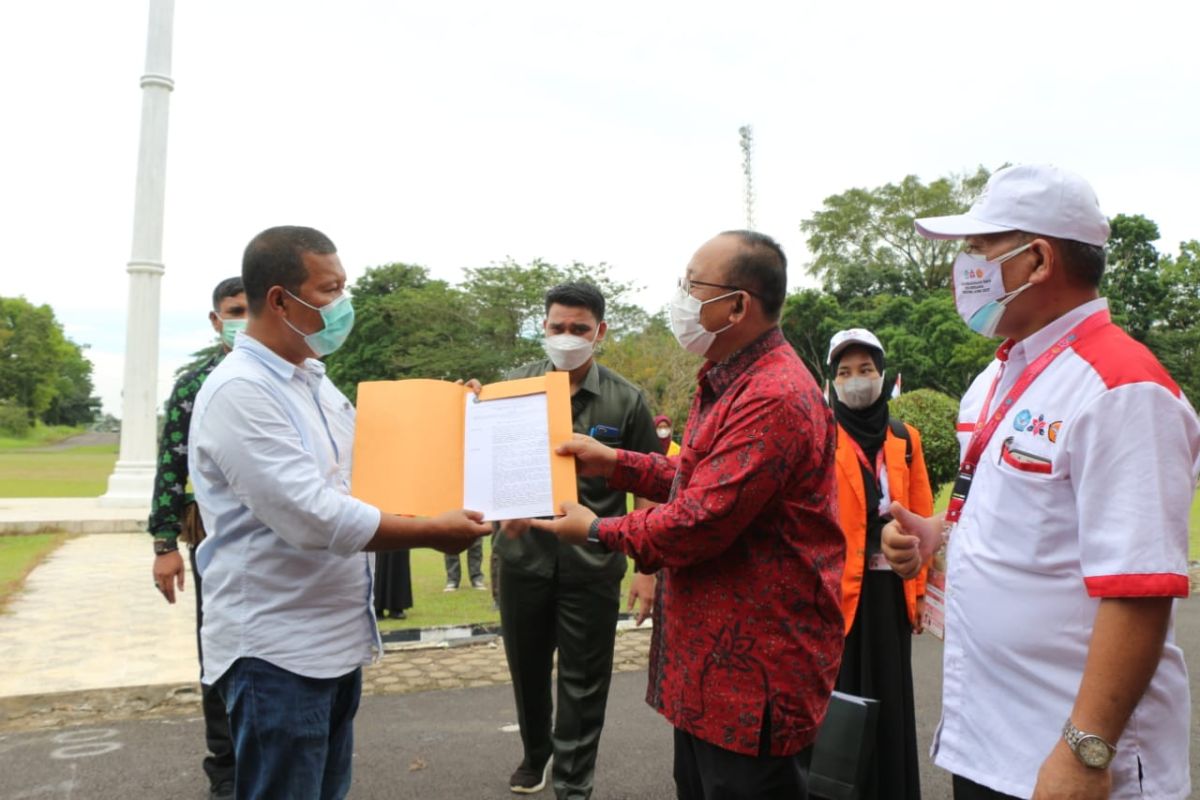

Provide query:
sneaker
left=444, top=582, right=459, bottom=592
left=209, top=780, right=235, bottom=800
left=471, top=577, right=488, bottom=590
left=509, top=758, right=550, bottom=794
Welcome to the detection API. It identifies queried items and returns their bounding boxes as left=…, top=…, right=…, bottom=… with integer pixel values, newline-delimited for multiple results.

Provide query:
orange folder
left=351, top=372, right=576, bottom=519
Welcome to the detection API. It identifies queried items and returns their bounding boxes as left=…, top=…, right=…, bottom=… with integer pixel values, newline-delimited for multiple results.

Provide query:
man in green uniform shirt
left=497, top=282, right=660, bottom=798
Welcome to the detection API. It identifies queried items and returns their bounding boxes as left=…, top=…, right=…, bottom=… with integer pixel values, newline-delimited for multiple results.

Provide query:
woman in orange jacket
left=828, top=328, right=933, bottom=800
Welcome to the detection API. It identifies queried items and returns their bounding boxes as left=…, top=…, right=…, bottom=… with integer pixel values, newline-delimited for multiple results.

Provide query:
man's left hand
left=628, top=572, right=656, bottom=626
left=1032, top=739, right=1111, bottom=800
left=528, top=502, right=596, bottom=545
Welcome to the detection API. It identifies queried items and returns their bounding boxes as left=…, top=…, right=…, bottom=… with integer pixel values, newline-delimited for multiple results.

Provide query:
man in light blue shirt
left=190, top=225, right=490, bottom=800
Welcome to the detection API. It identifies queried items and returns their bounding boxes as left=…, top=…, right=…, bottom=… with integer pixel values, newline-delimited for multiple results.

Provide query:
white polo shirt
left=934, top=298, right=1199, bottom=799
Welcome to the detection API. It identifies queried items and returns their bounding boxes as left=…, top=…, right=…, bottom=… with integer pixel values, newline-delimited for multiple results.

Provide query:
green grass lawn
left=376, top=536, right=639, bottom=631
left=0, top=532, right=70, bottom=611
left=0, top=444, right=118, bottom=497
left=0, top=424, right=85, bottom=451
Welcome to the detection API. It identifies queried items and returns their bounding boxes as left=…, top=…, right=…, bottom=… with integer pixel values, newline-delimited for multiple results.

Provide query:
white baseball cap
left=828, top=328, right=884, bottom=365
left=914, top=164, right=1110, bottom=247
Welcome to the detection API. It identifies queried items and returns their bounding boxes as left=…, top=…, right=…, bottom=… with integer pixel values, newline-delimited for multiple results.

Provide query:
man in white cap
left=882, top=164, right=1199, bottom=799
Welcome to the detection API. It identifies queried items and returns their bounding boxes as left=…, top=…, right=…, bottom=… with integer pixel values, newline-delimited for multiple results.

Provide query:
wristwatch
left=153, top=537, right=179, bottom=556
left=586, top=517, right=603, bottom=546
left=1062, top=719, right=1116, bottom=769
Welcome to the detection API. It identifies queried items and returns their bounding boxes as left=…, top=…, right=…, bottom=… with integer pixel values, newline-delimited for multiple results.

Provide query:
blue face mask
left=283, top=291, right=355, bottom=356
left=219, top=317, right=246, bottom=349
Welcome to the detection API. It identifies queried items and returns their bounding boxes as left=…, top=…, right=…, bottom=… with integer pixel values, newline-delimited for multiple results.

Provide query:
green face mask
left=220, top=318, right=247, bottom=349
left=283, top=291, right=355, bottom=356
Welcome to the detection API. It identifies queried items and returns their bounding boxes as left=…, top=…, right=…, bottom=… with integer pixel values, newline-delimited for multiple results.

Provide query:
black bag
left=808, top=691, right=881, bottom=800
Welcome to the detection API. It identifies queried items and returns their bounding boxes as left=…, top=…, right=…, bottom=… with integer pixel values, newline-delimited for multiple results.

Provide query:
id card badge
left=921, top=523, right=953, bottom=640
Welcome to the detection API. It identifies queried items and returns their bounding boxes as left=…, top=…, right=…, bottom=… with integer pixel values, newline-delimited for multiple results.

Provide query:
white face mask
left=543, top=328, right=599, bottom=371
left=953, top=242, right=1034, bottom=337
left=834, top=376, right=884, bottom=409
left=669, top=284, right=737, bottom=357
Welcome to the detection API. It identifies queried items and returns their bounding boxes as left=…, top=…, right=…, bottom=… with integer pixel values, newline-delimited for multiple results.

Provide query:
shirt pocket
left=998, top=436, right=1053, bottom=475
left=587, top=423, right=624, bottom=448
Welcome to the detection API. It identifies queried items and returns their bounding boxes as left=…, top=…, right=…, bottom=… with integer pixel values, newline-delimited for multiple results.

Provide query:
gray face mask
left=834, top=376, right=884, bottom=409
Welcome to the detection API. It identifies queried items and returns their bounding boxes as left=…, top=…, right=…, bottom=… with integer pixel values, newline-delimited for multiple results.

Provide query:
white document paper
left=462, top=392, right=554, bottom=521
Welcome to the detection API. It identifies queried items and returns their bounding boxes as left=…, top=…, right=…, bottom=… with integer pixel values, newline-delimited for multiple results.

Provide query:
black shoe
left=509, top=757, right=550, bottom=794
left=209, top=779, right=235, bottom=800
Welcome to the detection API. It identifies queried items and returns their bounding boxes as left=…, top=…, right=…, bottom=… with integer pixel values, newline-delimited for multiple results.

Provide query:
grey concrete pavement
left=3, top=600, right=1200, bottom=798
left=0, top=533, right=196, bottom=697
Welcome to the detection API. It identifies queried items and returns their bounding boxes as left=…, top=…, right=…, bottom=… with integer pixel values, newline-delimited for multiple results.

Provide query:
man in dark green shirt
left=497, top=282, right=660, bottom=798
left=148, top=276, right=246, bottom=800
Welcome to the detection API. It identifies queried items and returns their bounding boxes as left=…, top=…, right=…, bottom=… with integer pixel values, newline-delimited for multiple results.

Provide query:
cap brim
left=914, top=214, right=1014, bottom=240
left=828, top=337, right=883, bottom=365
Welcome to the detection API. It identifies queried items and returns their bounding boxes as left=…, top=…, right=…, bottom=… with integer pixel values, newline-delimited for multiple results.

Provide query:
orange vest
left=834, top=422, right=934, bottom=634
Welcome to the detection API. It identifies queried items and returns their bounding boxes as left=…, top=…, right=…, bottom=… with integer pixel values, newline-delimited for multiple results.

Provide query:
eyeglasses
left=678, top=277, right=762, bottom=299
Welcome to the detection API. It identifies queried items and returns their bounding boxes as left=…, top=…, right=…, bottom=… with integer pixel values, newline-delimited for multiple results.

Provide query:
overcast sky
left=3, top=0, right=1198, bottom=415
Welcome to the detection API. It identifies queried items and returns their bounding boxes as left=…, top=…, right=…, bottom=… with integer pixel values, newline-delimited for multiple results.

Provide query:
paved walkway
left=0, top=530, right=654, bottom=731
left=0, top=533, right=198, bottom=698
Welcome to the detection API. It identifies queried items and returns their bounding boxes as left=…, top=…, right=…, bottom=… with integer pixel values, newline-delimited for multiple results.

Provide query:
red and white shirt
left=935, top=298, right=1200, bottom=799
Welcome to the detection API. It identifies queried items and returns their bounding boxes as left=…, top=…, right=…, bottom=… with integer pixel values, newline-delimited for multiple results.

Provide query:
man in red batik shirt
left=532, top=230, right=845, bottom=800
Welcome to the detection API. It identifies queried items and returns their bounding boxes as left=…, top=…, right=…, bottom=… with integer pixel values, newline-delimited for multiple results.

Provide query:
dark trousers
left=190, top=546, right=235, bottom=789
left=952, top=775, right=1021, bottom=799
left=499, top=564, right=621, bottom=800
left=216, top=657, right=362, bottom=800
left=674, top=727, right=812, bottom=800
left=444, top=537, right=484, bottom=585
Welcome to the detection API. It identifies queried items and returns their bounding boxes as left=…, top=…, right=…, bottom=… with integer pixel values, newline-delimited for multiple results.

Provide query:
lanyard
left=846, top=434, right=891, bottom=516
left=944, top=310, right=1110, bottom=526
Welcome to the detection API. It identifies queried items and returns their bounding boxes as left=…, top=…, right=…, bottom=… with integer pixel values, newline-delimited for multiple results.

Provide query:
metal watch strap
left=1062, top=719, right=1116, bottom=769
left=586, top=517, right=603, bottom=545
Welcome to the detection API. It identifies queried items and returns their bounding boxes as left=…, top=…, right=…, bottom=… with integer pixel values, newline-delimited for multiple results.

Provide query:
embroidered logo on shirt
left=1013, top=409, right=1062, bottom=442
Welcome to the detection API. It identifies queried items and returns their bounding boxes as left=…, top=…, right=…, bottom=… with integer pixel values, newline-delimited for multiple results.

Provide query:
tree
left=325, top=263, right=488, bottom=401
left=600, top=313, right=701, bottom=427
left=0, top=296, right=100, bottom=428
left=1102, top=214, right=1168, bottom=341
left=0, top=297, right=63, bottom=421
left=889, top=389, right=960, bottom=490
left=42, top=340, right=101, bottom=426
left=799, top=168, right=992, bottom=301
left=461, top=258, right=648, bottom=376
left=1148, top=239, right=1200, bottom=404
left=781, top=289, right=994, bottom=399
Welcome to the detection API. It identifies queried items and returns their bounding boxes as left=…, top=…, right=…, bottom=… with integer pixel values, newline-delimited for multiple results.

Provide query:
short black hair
left=242, top=226, right=337, bottom=314
left=544, top=281, right=605, bottom=322
left=1011, top=231, right=1106, bottom=289
left=211, top=276, right=244, bottom=311
left=1052, top=237, right=1106, bottom=288
left=719, top=230, right=787, bottom=320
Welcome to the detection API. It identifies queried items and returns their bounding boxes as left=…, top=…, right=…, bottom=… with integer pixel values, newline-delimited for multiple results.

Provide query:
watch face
left=1078, top=736, right=1112, bottom=768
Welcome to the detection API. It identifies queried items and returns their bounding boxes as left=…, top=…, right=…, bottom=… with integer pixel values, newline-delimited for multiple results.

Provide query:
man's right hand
left=153, top=550, right=186, bottom=604
left=882, top=502, right=942, bottom=580
left=555, top=434, right=618, bottom=479
left=429, top=509, right=491, bottom=554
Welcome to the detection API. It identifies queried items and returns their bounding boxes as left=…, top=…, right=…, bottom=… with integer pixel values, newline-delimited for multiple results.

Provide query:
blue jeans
left=216, top=657, right=362, bottom=800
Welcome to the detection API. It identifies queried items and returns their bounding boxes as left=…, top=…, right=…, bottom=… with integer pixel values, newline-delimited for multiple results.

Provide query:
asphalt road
left=2, top=599, right=1198, bottom=800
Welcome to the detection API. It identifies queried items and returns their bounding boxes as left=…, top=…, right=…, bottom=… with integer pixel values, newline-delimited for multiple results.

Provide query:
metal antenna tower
left=738, top=125, right=755, bottom=230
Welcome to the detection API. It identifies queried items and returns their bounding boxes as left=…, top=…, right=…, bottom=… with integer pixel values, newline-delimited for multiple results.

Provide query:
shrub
left=890, top=388, right=960, bottom=490
left=0, top=400, right=31, bottom=438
